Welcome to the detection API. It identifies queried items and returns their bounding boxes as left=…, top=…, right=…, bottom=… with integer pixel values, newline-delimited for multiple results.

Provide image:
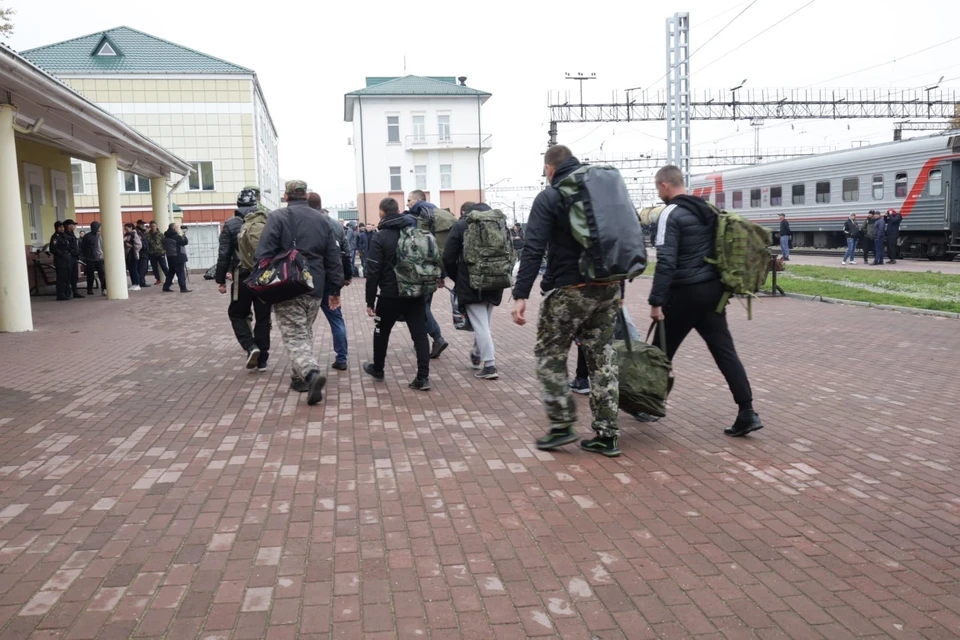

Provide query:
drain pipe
left=12, top=116, right=44, bottom=135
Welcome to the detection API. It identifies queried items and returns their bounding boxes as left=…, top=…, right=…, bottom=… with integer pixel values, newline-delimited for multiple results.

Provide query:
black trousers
left=150, top=255, right=169, bottom=281
left=653, top=279, right=753, bottom=408
left=576, top=345, right=588, bottom=379
left=138, top=255, right=150, bottom=286
left=887, top=233, right=899, bottom=261
left=86, top=260, right=106, bottom=293
left=862, top=238, right=873, bottom=263
left=70, top=258, right=81, bottom=294
left=55, top=258, right=71, bottom=300
left=164, top=257, right=188, bottom=291
left=229, top=270, right=271, bottom=360
left=373, top=296, right=430, bottom=379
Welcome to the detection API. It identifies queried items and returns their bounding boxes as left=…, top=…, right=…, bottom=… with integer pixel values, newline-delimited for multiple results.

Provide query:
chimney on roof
left=458, top=76, right=467, bottom=86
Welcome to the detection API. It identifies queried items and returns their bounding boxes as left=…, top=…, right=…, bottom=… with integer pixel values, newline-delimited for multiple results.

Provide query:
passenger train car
left=689, top=131, right=960, bottom=259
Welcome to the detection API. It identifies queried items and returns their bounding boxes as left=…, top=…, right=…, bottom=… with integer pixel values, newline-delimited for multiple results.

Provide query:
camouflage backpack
left=704, top=204, right=772, bottom=319
left=237, top=208, right=269, bottom=271
left=463, top=208, right=516, bottom=291
left=394, top=226, right=442, bottom=298
left=417, top=207, right=457, bottom=255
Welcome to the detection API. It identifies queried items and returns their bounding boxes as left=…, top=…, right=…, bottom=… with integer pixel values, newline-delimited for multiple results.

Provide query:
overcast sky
left=7, top=0, right=960, bottom=209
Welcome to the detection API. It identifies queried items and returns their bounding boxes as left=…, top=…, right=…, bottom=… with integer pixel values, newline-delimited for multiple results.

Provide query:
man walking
left=255, top=180, right=344, bottom=405
left=648, top=165, right=762, bottom=437
left=511, top=145, right=622, bottom=457
left=216, top=186, right=271, bottom=371
left=885, top=208, right=902, bottom=263
left=406, top=190, right=449, bottom=359
left=306, top=193, right=353, bottom=371
left=778, top=213, right=791, bottom=261
left=81, top=221, right=107, bottom=296
left=162, top=223, right=191, bottom=293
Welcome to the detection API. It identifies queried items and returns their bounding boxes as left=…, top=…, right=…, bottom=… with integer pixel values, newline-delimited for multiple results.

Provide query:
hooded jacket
left=843, top=217, right=860, bottom=239
left=512, top=155, right=589, bottom=299
left=442, top=203, right=505, bottom=307
left=164, top=228, right=188, bottom=260
left=365, top=213, right=415, bottom=307
left=648, top=193, right=720, bottom=307
left=215, top=205, right=258, bottom=284
left=81, top=222, right=104, bottom=262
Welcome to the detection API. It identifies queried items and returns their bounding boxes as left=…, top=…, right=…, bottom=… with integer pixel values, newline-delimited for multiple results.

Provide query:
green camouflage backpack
left=395, top=226, right=442, bottom=297
left=417, top=207, right=457, bottom=255
left=237, top=208, right=269, bottom=271
left=704, top=204, right=772, bottom=319
left=463, top=208, right=516, bottom=291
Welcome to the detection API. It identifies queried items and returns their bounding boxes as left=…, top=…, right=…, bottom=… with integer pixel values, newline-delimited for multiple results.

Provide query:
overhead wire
left=805, top=35, right=960, bottom=87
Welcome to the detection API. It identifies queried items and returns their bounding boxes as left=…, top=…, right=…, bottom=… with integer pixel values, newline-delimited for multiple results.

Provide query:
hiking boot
left=475, top=366, right=499, bottom=380
left=245, top=347, right=261, bottom=370
left=362, top=362, right=385, bottom=382
left=580, top=435, right=621, bottom=457
left=331, top=360, right=348, bottom=371
left=535, top=425, right=578, bottom=450
left=634, top=412, right=660, bottom=422
left=409, top=377, right=431, bottom=391
left=429, top=340, right=448, bottom=359
left=569, top=377, right=590, bottom=395
left=470, top=355, right=482, bottom=369
left=289, top=378, right=308, bottom=393
left=306, top=371, right=326, bottom=406
left=724, top=411, right=764, bottom=437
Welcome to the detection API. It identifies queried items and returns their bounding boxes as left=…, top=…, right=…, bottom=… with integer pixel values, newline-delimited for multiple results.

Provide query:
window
left=732, top=190, right=743, bottom=209
left=872, top=175, right=884, bottom=200
left=438, top=115, right=451, bottom=141
left=440, top=164, right=452, bottom=190
left=121, top=171, right=151, bottom=193
left=412, top=115, right=425, bottom=142
left=96, top=42, right=117, bottom=56
left=816, top=181, right=830, bottom=203
left=791, top=184, right=805, bottom=206
left=389, top=166, right=402, bottom=191
left=895, top=172, right=908, bottom=198
left=715, top=191, right=725, bottom=209
left=71, top=163, right=84, bottom=195
left=750, top=189, right=761, bottom=208
left=415, top=165, right=427, bottom=191
left=842, top=177, right=859, bottom=202
left=387, top=115, right=400, bottom=143
left=770, top=186, right=783, bottom=207
left=188, top=161, right=215, bottom=191
left=929, top=169, right=943, bottom=196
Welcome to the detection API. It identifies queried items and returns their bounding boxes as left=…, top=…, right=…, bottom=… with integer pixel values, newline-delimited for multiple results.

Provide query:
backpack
left=417, top=207, right=457, bottom=255
left=237, top=209, right=268, bottom=271
left=395, top=226, right=442, bottom=298
left=463, top=208, right=516, bottom=291
left=615, top=318, right=673, bottom=418
left=704, top=204, right=772, bottom=320
left=557, top=164, right=647, bottom=283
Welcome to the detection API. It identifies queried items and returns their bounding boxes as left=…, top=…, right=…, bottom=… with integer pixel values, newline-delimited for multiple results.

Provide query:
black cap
left=63, top=219, right=76, bottom=226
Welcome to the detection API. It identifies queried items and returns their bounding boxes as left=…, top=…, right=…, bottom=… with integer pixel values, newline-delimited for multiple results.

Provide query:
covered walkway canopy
left=0, top=42, right=193, bottom=332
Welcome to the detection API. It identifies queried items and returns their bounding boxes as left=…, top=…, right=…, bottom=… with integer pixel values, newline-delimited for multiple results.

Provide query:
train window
left=715, top=191, right=726, bottom=209
left=732, top=191, right=743, bottom=209
left=872, top=175, right=884, bottom=200
left=792, top=184, right=805, bottom=205
left=770, top=186, right=783, bottom=206
left=929, top=169, right=942, bottom=196
left=816, top=181, right=830, bottom=203
left=750, top=189, right=761, bottom=208
left=842, top=177, right=859, bottom=202
left=895, top=172, right=908, bottom=198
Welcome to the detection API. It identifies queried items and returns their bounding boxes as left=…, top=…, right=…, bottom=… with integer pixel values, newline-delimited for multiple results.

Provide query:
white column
left=150, top=176, right=168, bottom=230
left=0, top=104, right=33, bottom=332
left=95, top=154, right=128, bottom=300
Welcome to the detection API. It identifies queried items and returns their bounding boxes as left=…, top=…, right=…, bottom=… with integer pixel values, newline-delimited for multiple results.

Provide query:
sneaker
left=154, top=280, right=162, bottom=286
left=257, top=355, right=269, bottom=372
left=475, top=366, right=499, bottom=380
left=470, top=355, right=482, bottom=369
left=141, top=283, right=152, bottom=288
left=362, top=362, right=385, bottom=382
left=331, top=360, right=348, bottom=371
left=569, top=377, right=590, bottom=395
left=724, top=411, right=764, bottom=437
left=841, top=261, right=847, bottom=265
left=535, top=425, right=578, bottom=450
left=306, top=371, right=326, bottom=406
left=634, top=412, right=660, bottom=423
left=181, top=289, right=193, bottom=293
left=580, top=435, right=621, bottom=457
left=409, top=377, right=431, bottom=391
left=129, top=285, right=140, bottom=291
left=102, top=290, right=107, bottom=296
left=245, top=347, right=261, bottom=370
left=430, top=340, right=448, bottom=359
left=289, top=378, right=308, bottom=393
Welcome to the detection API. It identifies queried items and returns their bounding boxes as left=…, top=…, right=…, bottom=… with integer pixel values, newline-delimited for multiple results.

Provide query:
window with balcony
left=415, top=165, right=427, bottom=191
left=412, top=115, right=425, bottom=142
left=389, top=166, right=402, bottom=191
left=71, top=163, right=84, bottom=195
left=438, top=115, right=451, bottom=141
left=188, top=161, right=215, bottom=191
left=440, top=164, right=452, bottom=190
left=816, top=181, right=830, bottom=203
left=121, top=171, right=151, bottom=193
left=387, top=115, right=400, bottom=143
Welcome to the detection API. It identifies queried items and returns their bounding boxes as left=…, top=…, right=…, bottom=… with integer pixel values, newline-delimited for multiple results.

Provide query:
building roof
left=21, top=26, right=253, bottom=75
left=344, top=75, right=491, bottom=121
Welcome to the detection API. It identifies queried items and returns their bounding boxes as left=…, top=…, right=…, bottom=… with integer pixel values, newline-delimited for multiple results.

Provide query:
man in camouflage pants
left=511, top=144, right=622, bottom=457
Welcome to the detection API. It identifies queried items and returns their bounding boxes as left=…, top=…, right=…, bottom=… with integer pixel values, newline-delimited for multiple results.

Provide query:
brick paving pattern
left=0, top=278, right=958, bottom=639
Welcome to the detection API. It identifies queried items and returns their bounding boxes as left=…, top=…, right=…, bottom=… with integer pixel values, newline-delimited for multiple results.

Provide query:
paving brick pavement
left=0, top=278, right=959, bottom=639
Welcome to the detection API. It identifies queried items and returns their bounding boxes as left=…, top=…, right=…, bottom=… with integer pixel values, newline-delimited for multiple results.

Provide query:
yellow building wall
left=15, top=137, right=76, bottom=246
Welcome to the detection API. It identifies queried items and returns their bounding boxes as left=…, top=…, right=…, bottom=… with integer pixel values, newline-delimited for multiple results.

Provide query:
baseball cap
left=285, top=180, right=307, bottom=196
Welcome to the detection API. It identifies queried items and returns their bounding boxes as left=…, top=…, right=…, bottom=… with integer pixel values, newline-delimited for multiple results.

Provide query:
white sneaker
left=129, top=285, right=141, bottom=291
left=841, top=261, right=847, bottom=265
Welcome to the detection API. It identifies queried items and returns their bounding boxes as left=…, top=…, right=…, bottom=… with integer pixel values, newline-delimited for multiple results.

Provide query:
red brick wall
left=75, top=208, right=234, bottom=227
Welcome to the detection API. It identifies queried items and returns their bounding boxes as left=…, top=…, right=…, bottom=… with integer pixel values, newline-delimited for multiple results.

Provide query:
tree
left=0, top=4, right=14, bottom=37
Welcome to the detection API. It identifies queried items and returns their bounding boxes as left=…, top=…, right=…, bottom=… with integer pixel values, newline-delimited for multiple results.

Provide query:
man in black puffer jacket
left=649, top=165, right=762, bottom=437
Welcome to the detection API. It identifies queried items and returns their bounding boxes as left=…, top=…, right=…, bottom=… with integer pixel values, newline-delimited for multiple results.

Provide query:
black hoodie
left=365, top=212, right=416, bottom=307
left=81, top=222, right=103, bottom=261
left=648, top=193, right=719, bottom=307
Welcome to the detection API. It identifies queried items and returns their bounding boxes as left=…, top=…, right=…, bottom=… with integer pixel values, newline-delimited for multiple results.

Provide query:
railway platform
left=0, top=279, right=958, bottom=639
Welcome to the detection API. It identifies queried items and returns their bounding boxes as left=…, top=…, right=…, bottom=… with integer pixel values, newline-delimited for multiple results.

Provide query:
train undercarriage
left=785, top=231, right=958, bottom=261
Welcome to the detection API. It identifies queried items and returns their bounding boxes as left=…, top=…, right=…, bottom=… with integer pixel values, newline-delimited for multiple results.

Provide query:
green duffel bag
left=615, top=316, right=672, bottom=418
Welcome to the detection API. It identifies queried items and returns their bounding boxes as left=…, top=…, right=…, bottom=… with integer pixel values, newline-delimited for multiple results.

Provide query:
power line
left=806, top=35, right=960, bottom=87
left=699, top=0, right=757, bottom=25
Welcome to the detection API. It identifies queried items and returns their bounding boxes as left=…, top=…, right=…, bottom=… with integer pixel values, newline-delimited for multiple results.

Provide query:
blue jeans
left=843, top=238, right=857, bottom=263
left=780, top=235, right=790, bottom=259
left=321, top=290, right=348, bottom=364
left=424, top=290, right=443, bottom=342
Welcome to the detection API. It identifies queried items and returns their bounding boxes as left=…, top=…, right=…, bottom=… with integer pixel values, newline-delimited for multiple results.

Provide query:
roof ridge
left=113, top=25, right=253, bottom=73
left=20, top=25, right=131, bottom=54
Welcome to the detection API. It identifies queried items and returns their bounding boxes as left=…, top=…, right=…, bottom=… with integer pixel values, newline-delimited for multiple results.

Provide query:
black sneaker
left=362, top=362, right=385, bottom=382
left=535, top=425, right=578, bottom=450
left=290, top=378, right=308, bottom=393
left=306, top=371, right=326, bottom=406
left=257, top=355, right=269, bottom=372
left=331, top=360, right=348, bottom=371
left=580, top=435, right=621, bottom=457
left=724, top=411, right=764, bottom=437
left=475, top=366, right=499, bottom=380
left=429, top=340, right=448, bottom=359
left=569, top=377, right=590, bottom=395
left=634, top=412, right=660, bottom=423
left=409, top=377, right=431, bottom=391
left=245, top=347, right=261, bottom=370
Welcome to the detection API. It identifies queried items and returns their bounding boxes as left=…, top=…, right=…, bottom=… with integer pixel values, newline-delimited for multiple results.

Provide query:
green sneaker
left=580, top=436, right=621, bottom=457
left=535, top=425, right=578, bottom=450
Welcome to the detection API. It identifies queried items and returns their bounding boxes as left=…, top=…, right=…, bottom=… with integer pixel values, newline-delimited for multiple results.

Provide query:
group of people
left=843, top=209, right=902, bottom=265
